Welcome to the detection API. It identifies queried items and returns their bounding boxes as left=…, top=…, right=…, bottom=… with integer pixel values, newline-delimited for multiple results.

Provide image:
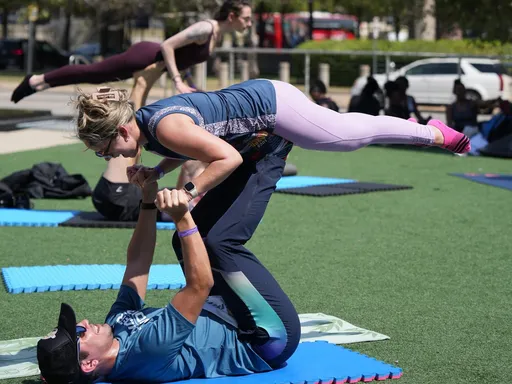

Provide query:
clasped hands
left=127, top=165, right=192, bottom=222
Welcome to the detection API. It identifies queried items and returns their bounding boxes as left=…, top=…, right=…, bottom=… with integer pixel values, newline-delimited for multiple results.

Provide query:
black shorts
left=92, top=176, right=143, bottom=222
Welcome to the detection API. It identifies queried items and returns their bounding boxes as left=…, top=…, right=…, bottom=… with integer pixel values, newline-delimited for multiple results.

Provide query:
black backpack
left=0, top=181, right=31, bottom=209
left=1, top=162, right=91, bottom=199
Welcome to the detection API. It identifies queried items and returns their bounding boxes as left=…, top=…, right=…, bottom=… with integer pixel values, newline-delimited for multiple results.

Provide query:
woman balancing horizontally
left=74, top=78, right=470, bottom=288
left=11, top=0, right=253, bottom=102
left=12, top=0, right=253, bottom=220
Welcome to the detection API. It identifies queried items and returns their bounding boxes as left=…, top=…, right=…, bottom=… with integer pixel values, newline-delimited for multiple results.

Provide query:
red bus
left=258, top=12, right=358, bottom=48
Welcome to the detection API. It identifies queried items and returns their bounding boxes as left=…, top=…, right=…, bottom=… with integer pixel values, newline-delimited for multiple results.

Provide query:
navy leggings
left=44, top=42, right=163, bottom=87
left=171, top=156, right=300, bottom=368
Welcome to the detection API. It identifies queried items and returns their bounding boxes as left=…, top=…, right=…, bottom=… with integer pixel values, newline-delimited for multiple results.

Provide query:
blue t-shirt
left=104, top=285, right=271, bottom=383
left=135, top=79, right=292, bottom=161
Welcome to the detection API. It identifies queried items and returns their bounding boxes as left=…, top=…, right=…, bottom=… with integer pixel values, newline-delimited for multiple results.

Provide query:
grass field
left=0, top=143, right=511, bottom=384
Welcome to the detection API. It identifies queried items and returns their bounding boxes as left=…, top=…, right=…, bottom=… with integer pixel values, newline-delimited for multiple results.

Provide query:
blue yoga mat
left=450, top=173, right=512, bottom=191
left=0, top=209, right=78, bottom=227
left=2, top=264, right=185, bottom=294
left=98, top=341, right=402, bottom=384
left=0, top=177, right=356, bottom=229
left=276, top=176, right=355, bottom=190
left=0, top=209, right=176, bottom=230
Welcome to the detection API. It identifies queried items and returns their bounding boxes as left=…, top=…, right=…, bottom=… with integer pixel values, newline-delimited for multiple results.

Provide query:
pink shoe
left=427, top=119, right=470, bottom=154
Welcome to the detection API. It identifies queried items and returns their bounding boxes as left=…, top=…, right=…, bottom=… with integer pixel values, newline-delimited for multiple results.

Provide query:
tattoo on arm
left=185, top=22, right=213, bottom=44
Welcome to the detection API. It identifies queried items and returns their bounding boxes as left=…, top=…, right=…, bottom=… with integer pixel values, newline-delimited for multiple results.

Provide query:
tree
left=0, top=0, right=12, bottom=38
left=0, top=0, right=31, bottom=38
left=61, top=0, right=72, bottom=50
left=76, top=0, right=157, bottom=54
left=334, top=0, right=382, bottom=22
left=436, top=0, right=512, bottom=42
left=381, top=0, right=424, bottom=40
left=38, top=0, right=75, bottom=50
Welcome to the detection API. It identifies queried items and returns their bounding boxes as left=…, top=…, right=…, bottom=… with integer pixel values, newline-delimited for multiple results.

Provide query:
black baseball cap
left=37, top=303, right=85, bottom=384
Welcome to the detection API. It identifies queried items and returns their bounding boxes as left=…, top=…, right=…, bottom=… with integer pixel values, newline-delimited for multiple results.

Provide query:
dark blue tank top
left=135, top=79, right=292, bottom=161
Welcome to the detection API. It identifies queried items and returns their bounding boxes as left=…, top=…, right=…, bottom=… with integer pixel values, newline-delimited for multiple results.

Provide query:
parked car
left=70, top=43, right=100, bottom=64
left=351, top=57, right=512, bottom=106
left=0, top=38, right=70, bottom=71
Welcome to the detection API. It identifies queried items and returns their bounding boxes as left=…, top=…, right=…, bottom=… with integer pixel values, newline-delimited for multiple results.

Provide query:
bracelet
left=178, top=226, right=199, bottom=238
left=153, top=165, right=164, bottom=179
left=140, top=201, right=157, bottom=210
left=172, top=75, right=182, bottom=83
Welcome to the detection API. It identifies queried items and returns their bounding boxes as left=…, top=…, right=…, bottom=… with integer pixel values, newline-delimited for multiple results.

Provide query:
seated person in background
left=309, top=79, right=340, bottom=112
left=445, top=80, right=479, bottom=133
left=480, top=98, right=512, bottom=142
left=395, top=76, right=430, bottom=124
left=37, top=175, right=300, bottom=383
left=348, top=76, right=382, bottom=116
left=384, top=81, right=410, bottom=120
left=446, top=79, right=501, bottom=134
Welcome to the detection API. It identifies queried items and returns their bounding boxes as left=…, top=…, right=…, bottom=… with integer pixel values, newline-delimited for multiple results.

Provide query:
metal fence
left=203, top=47, right=512, bottom=94
left=69, top=46, right=512, bottom=109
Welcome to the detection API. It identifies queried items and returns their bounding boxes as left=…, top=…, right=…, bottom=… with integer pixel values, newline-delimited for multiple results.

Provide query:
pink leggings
left=271, top=80, right=434, bottom=150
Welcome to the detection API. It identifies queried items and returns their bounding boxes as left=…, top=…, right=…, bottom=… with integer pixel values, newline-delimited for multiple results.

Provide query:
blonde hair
left=73, top=87, right=135, bottom=147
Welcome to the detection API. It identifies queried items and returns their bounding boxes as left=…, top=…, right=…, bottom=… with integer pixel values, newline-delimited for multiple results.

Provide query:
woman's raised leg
left=270, top=80, right=470, bottom=154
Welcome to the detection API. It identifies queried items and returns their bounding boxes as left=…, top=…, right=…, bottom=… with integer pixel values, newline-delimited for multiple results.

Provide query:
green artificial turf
left=0, top=143, right=511, bottom=384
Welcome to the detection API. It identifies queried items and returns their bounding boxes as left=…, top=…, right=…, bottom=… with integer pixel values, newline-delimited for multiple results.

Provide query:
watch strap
left=184, top=182, right=199, bottom=198
left=140, top=201, right=157, bottom=210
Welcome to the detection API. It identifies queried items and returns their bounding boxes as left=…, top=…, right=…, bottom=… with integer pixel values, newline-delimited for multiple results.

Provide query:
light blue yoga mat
left=2, top=264, right=185, bottom=294
left=276, top=176, right=355, bottom=190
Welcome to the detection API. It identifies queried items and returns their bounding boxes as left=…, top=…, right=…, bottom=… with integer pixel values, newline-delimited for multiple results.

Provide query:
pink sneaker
left=427, top=119, right=470, bottom=154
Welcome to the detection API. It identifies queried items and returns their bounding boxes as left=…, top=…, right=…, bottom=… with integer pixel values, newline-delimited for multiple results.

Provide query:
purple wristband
left=153, top=165, right=164, bottom=179
left=178, top=226, right=199, bottom=238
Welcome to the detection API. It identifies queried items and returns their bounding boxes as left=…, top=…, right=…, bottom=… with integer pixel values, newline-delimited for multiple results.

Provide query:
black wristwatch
left=140, top=201, right=157, bottom=210
left=184, top=182, right=199, bottom=198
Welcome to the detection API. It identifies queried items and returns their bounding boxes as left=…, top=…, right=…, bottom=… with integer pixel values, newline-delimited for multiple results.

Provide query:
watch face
left=184, top=182, right=195, bottom=191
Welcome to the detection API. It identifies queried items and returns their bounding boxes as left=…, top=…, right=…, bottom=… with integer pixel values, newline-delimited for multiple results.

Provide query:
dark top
left=450, top=101, right=478, bottom=132
left=135, top=79, right=293, bottom=161
left=159, top=22, right=214, bottom=71
left=348, top=95, right=381, bottom=116
left=315, top=97, right=340, bottom=112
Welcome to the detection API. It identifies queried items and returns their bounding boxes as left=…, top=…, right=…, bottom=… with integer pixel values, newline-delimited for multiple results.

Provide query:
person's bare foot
left=28, top=74, right=49, bottom=91
left=429, top=125, right=445, bottom=146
